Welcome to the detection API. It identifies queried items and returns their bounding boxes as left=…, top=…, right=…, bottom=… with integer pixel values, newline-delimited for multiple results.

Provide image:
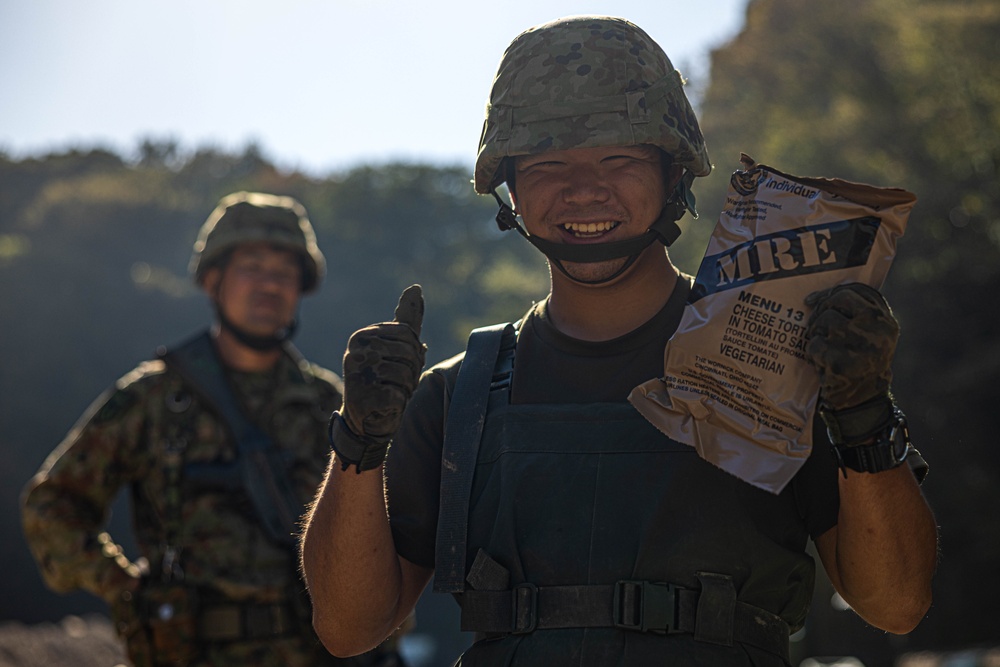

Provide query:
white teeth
left=563, top=221, right=616, bottom=234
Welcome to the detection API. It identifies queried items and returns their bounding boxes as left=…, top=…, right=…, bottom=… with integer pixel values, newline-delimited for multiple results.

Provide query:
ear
left=201, top=266, right=223, bottom=300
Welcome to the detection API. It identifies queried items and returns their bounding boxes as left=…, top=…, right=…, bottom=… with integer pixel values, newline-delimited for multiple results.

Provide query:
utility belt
left=135, top=590, right=300, bottom=642
left=198, top=600, right=297, bottom=641
left=115, top=583, right=306, bottom=667
left=460, top=572, right=790, bottom=662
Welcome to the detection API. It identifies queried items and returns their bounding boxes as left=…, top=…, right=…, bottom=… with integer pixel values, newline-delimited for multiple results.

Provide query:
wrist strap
left=818, top=394, right=894, bottom=445
left=327, top=412, right=389, bottom=473
left=835, top=436, right=905, bottom=473
left=828, top=405, right=915, bottom=477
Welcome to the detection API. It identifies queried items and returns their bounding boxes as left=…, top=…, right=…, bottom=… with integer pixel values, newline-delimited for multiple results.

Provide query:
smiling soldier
left=301, top=16, right=937, bottom=667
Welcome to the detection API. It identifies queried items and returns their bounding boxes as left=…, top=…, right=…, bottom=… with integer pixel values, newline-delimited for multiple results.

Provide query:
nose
left=561, top=165, right=610, bottom=205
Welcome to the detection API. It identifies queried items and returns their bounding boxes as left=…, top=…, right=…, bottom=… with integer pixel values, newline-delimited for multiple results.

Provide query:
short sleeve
left=385, top=356, right=462, bottom=568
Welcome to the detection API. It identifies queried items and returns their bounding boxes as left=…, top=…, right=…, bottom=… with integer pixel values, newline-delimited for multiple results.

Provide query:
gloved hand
left=804, top=282, right=899, bottom=410
left=331, top=285, right=427, bottom=472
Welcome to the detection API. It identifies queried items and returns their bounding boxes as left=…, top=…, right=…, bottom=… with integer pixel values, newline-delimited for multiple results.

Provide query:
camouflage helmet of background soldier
left=189, top=191, right=326, bottom=294
left=475, top=16, right=712, bottom=280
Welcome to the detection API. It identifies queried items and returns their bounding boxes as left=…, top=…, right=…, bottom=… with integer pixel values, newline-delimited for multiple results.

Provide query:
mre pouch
left=629, top=156, right=915, bottom=493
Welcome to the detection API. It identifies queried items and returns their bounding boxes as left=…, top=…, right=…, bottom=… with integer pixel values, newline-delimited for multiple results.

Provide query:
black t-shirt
left=386, top=277, right=840, bottom=570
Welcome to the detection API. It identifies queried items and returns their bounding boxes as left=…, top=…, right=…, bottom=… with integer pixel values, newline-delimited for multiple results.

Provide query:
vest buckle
left=511, top=583, right=538, bottom=634
left=613, top=580, right=680, bottom=634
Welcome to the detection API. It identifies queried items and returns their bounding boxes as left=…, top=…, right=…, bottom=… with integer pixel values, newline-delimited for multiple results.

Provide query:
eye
left=518, top=159, right=563, bottom=173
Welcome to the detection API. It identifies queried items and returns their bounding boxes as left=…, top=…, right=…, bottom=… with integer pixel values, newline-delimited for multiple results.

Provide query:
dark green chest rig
left=434, top=323, right=802, bottom=665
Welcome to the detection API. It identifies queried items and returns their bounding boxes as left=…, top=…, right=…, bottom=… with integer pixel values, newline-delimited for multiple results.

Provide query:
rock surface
left=0, top=615, right=126, bottom=667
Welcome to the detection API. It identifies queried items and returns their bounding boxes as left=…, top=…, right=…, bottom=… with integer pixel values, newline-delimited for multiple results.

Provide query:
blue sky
left=1, top=0, right=748, bottom=175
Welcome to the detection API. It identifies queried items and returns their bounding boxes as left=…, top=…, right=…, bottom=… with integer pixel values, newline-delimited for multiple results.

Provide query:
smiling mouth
left=562, top=221, right=619, bottom=238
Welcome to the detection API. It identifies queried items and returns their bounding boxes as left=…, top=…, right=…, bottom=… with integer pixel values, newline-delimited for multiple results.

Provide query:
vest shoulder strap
left=158, top=331, right=302, bottom=547
left=434, top=321, right=517, bottom=593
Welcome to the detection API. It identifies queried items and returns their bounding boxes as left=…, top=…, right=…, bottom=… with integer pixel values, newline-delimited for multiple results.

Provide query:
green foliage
left=698, top=0, right=1000, bottom=657
left=296, top=163, right=549, bottom=359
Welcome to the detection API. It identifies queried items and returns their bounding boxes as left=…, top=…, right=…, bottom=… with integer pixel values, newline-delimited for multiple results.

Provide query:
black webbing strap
left=694, top=571, right=736, bottom=645
left=459, top=579, right=789, bottom=660
left=433, top=322, right=514, bottom=593
left=199, top=601, right=295, bottom=641
left=159, top=331, right=303, bottom=547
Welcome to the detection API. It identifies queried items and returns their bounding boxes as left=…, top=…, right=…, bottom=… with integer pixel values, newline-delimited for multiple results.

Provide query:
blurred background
left=2, top=0, right=998, bottom=666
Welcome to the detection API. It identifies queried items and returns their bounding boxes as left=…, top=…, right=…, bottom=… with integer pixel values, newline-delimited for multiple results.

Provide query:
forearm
left=826, top=464, right=938, bottom=633
left=304, top=286, right=431, bottom=656
left=22, top=482, right=137, bottom=603
left=301, top=458, right=419, bottom=657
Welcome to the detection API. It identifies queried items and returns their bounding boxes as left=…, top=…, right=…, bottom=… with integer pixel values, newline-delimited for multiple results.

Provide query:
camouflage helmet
left=189, top=191, right=325, bottom=293
left=474, top=15, right=712, bottom=195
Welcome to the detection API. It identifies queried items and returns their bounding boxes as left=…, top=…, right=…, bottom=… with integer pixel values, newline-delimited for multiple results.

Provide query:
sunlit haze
left=1, top=0, right=748, bottom=175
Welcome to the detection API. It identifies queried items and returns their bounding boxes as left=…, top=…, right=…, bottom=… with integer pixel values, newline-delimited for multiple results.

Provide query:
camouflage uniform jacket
left=22, top=335, right=342, bottom=607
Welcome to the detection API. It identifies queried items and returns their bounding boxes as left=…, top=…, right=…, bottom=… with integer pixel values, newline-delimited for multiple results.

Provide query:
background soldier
left=23, top=192, right=405, bottom=666
left=301, top=16, right=937, bottom=667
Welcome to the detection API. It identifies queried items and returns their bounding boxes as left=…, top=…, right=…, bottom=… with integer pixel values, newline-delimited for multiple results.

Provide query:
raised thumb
left=393, top=284, right=424, bottom=337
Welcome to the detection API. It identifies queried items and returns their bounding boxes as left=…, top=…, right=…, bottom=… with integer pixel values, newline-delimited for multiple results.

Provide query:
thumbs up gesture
left=332, top=285, right=427, bottom=472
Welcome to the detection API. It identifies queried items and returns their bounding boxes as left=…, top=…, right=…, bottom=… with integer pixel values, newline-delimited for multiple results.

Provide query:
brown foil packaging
left=629, top=156, right=915, bottom=493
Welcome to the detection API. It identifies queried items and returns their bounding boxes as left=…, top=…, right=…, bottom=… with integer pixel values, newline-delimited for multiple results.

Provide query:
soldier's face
left=207, top=242, right=302, bottom=336
left=510, top=144, right=673, bottom=284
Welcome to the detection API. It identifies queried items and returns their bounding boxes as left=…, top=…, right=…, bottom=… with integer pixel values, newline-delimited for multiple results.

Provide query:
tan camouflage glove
left=805, top=282, right=898, bottom=409
left=330, top=285, right=427, bottom=472
left=805, top=283, right=899, bottom=445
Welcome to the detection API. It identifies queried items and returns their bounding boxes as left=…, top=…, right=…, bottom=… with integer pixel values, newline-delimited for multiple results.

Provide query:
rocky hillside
left=0, top=615, right=124, bottom=667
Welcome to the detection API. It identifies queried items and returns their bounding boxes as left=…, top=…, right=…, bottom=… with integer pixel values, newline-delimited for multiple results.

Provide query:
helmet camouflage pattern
left=474, top=15, right=712, bottom=195
left=189, top=191, right=326, bottom=293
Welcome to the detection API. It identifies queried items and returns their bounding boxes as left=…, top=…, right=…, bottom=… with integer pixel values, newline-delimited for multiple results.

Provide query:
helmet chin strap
left=490, top=188, right=688, bottom=285
left=215, top=304, right=297, bottom=351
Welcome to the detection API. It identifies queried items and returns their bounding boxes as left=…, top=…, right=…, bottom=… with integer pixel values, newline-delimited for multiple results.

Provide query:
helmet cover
left=474, top=15, right=711, bottom=195
left=190, top=191, right=325, bottom=293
